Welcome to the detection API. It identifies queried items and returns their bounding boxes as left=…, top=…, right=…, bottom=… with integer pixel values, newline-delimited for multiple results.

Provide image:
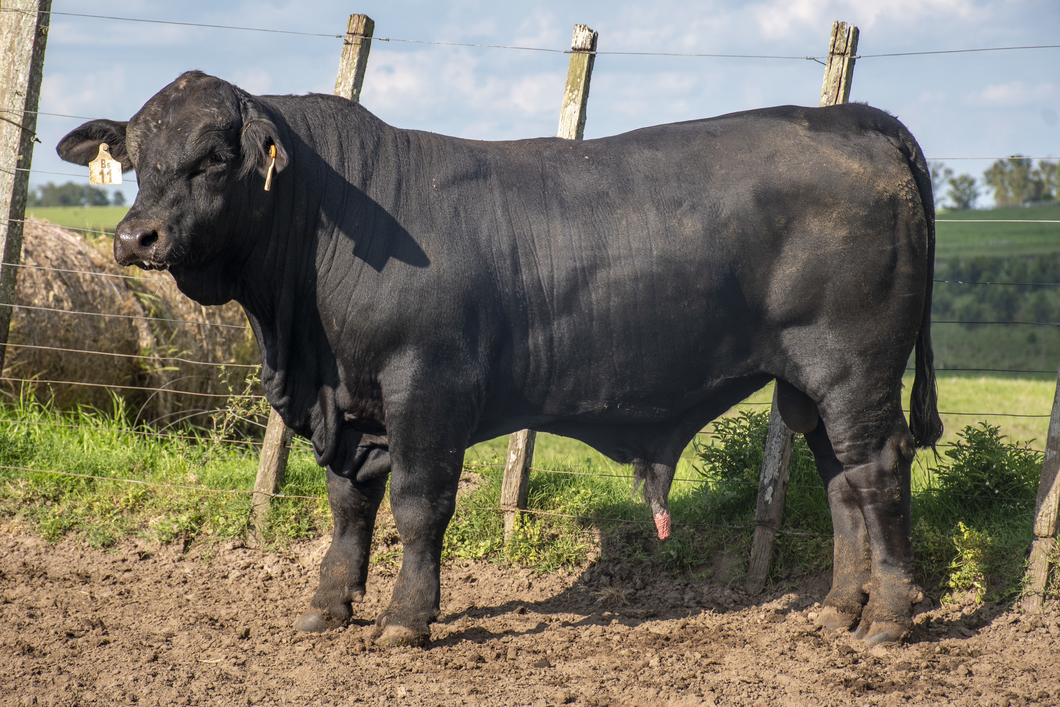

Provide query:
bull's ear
left=239, top=116, right=288, bottom=182
left=56, top=119, right=134, bottom=171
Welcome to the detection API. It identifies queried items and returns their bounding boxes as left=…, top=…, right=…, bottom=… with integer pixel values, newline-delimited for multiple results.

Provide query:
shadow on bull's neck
left=286, top=127, right=431, bottom=274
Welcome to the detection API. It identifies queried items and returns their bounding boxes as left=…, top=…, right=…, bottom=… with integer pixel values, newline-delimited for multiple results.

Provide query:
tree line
left=934, top=253, right=1060, bottom=326
left=931, top=157, right=1059, bottom=210
left=28, top=181, right=126, bottom=208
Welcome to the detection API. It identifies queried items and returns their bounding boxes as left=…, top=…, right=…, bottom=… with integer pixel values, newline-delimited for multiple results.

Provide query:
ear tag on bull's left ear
left=263, top=144, right=277, bottom=192
left=89, top=143, right=122, bottom=186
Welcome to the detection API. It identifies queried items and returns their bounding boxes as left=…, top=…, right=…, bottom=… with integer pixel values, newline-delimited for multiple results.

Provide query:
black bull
left=58, top=71, right=942, bottom=647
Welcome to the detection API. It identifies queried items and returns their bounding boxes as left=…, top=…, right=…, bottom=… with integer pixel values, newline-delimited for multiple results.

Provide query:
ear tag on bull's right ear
left=89, top=143, right=122, bottom=186
left=263, top=144, right=277, bottom=192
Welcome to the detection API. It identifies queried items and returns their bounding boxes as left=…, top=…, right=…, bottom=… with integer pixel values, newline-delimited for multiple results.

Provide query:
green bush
left=935, top=422, right=1041, bottom=512
left=692, top=409, right=829, bottom=533
left=914, top=422, right=1040, bottom=602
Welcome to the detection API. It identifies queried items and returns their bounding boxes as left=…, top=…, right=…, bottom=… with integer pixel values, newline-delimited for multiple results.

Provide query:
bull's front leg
left=373, top=396, right=468, bottom=647
left=294, top=443, right=390, bottom=632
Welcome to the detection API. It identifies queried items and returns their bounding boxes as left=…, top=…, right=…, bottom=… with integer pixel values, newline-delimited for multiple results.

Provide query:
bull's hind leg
left=812, top=402, right=920, bottom=646
left=294, top=443, right=389, bottom=633
left=804, top=420, right=871, bottom=630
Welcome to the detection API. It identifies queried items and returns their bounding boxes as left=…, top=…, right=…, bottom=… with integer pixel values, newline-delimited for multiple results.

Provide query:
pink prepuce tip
left=653, top=511, right=671, bottom=540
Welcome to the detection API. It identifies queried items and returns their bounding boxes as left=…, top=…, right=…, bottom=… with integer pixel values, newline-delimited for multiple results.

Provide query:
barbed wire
left=2, top=342, right=257, bottom=369
left=1, top=375, right=260, bottom=400
left=0, top=417, right=265, bottom=447
left=934, top=319, right=1060, bottom=328
left=1, top=457, right=1035, bottom=538
left=8, top=301, right=248, bottom=331
left=6, top=8, right=1054, bottom=63
left=0, top=463, right=322, bottom=501
left=936, top=279, right=1060, bottom=288
left=936, top=219, right=1060, bottom=224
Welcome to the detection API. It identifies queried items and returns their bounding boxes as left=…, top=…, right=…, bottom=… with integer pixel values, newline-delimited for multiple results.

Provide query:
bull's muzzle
left=114, top=223, right=161, bottom=269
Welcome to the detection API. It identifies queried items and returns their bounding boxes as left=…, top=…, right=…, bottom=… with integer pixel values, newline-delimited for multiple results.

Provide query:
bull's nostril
left=117, top=227, right=159, bottom=252
left=114, top=225, right=163, bottom=267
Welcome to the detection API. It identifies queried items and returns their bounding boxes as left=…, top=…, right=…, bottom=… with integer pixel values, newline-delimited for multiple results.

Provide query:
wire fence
left=1, top=9, right=1058, bottom=540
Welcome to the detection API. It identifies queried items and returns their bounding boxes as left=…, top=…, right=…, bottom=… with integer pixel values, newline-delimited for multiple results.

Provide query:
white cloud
left=918, top=90, right=948, bottom=105
left=231, top=69, right=275, bottom=95
left=967, top=80, right=1058, bottom=106
left=512, top=12, right=562, bottom=48
left=748, top=0, right=988, bottom=42
left=41, top=66, right=131, bottom=118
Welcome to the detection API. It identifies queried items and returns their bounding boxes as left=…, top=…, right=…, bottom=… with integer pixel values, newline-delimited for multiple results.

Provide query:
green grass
left=27, top=205, right=129, bottom=237
left=0, top=393, right=327, bottom=550
left=935, top=202, right=1060, bottom=260
left=0, top=372, right=1052, bottom=603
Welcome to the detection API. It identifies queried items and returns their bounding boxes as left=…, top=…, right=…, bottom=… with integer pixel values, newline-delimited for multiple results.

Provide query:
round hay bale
left=2, top=218, right=259, bottom=429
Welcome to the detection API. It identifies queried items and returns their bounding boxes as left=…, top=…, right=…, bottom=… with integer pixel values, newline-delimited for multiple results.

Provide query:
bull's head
left=57, top=71, right=289, bottom=277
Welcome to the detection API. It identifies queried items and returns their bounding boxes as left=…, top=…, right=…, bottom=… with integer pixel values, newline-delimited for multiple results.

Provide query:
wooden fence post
left=556, top=24, right=598, bottom=141
left=250, top=14, right=374, bottom=540
left=819, top=21, right=859, bottom=108
left=745, top=20, right=858, bottom=594
left=502, top=24, right=598, bottom=542
left=251, top=407, right=294, bottom=542
left=0, top=0, right=51, bottom=374
left=1022, top=362, right=1060, bottom=612
left=334, top=13, right=374, bottom=103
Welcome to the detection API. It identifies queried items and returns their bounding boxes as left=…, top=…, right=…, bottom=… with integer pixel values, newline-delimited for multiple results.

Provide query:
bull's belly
left=471, top=373, right=772, bottom=462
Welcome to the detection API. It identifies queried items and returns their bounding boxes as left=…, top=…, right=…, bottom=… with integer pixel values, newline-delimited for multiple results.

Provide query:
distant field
left=27, top=206, right=128, bottom=237
left=935, top=202, right=1060, bottom=260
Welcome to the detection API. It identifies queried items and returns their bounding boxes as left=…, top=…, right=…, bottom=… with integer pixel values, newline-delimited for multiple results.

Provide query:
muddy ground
left=2, top=520, right=1058, bottom=707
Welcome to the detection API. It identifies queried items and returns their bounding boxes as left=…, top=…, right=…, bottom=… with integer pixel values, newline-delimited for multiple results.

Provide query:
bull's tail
left=900, top=127, right=944, bottom=450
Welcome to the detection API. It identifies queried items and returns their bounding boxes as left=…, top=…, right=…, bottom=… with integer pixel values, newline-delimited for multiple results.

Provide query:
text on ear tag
left=89, top=143, right=122, bottom=185
left=264, top=144, right=277, bottom=192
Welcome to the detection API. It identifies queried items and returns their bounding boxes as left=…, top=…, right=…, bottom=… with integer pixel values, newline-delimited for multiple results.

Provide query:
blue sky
left=29, top=0, right=1060, bottom=207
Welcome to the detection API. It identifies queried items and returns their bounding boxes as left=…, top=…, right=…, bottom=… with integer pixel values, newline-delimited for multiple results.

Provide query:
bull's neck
left=232, top=95, right=409, bottom=440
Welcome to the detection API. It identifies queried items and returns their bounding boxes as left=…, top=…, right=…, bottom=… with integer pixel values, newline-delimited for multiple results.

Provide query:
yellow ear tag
left=264, top=144, right=277, bottom=192
left=89, top=143, right=122, bottom=185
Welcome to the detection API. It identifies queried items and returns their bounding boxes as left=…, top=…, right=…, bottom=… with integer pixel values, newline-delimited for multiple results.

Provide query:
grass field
left=0, top=373, right=1046, bottom=596
left=935, top=202, right=1060, bottom=260
left=26, top=205, right=129, bottom=237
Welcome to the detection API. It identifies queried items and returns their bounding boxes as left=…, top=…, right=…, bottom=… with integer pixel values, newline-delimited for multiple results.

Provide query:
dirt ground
left=2, top=521, right=1058, bottom=707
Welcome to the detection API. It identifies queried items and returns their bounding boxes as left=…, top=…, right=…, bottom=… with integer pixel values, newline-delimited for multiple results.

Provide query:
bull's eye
left=209, top=152, right=226, bottom=166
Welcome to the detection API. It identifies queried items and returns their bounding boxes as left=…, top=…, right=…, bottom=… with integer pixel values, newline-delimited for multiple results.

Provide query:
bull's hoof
left=816, top=606, right=859, bottom=631
left=293, top=610, right=345, bottom=633
left=855, top=619, right=909, bottom=646
left=375, top=623, right=429, bottom=647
